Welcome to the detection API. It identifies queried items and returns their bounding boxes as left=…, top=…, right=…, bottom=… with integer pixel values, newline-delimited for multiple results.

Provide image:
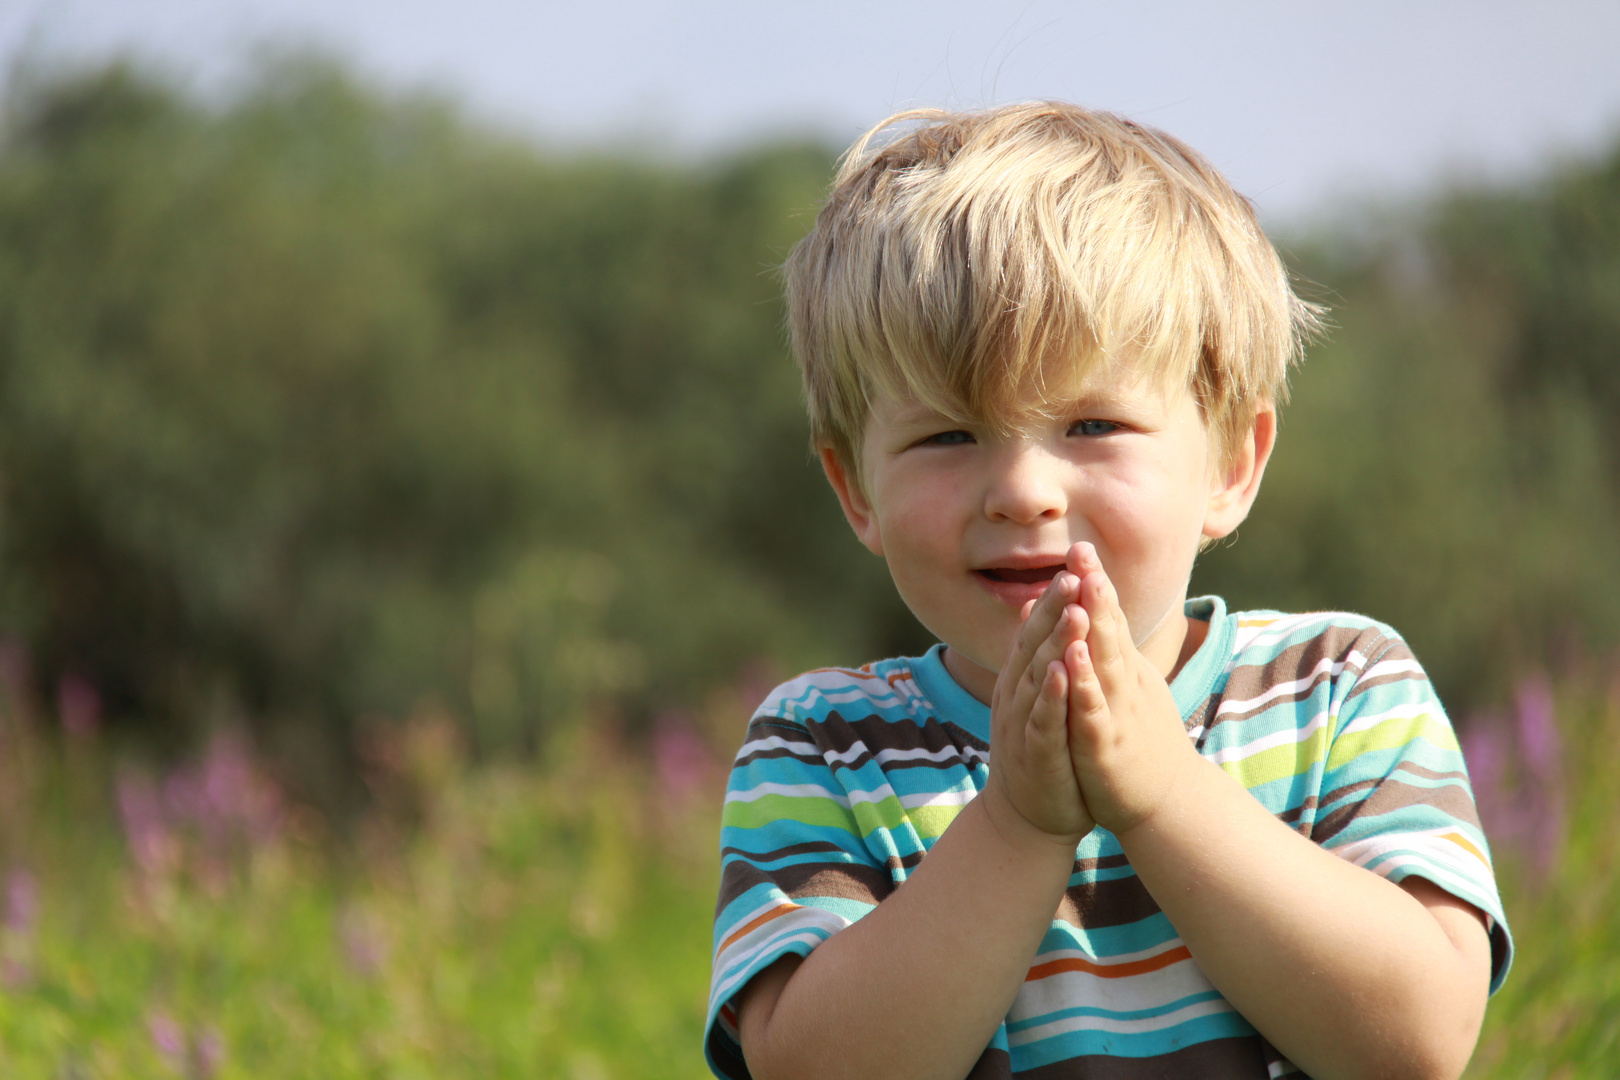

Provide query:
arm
left=1061, top=543, right=1492, bottom=1080
left=736, top=574, right=1095, bottom=1080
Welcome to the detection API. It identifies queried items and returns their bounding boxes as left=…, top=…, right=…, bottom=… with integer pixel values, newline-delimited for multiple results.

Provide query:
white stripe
left=1335, top=701, right=1435, bottom=737
left=1205, top=708, right=1331, bottom=766
left=1029, top=939, right=1191, bottom=969
left=1360, top=657, right=1425, bottom=682
left=1013, top=950, right=1212, bottom=1022
left=875, top=744, right=989, bottom=767
left=1007, top=995, right=1235, bottom=1046
left=713, top=895, right=791, bottom=943
left=1214, top=657, right=1340, bottom=717
left=1332, top=828, right=1493, bottom=879
left=897, top=788, right=977, bottom=810
left=824, top=740, right=873, bottom=766
left=736, top=734, right=822, bottom=760
left=712, top=923, right=838, bottom=1006
left=1231, top=614, right=1358, bottom=656
left=724, top=781, right=849, bottom=806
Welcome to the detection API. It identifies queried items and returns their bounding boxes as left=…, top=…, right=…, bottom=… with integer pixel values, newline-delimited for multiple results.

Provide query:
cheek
left=874, top=476, right=961, bottom=551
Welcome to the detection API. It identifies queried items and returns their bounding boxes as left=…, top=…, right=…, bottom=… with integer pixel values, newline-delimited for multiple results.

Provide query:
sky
left=4, top=0, right=1619, bottom=225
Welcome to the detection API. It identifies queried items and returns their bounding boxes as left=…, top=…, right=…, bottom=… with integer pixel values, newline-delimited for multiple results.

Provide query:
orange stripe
left=805, top=665, right=881, bottom=679
left=720, top=902, right=802, bottom=953
left=1026, top=944, right=1191, bottom=982
left=1442, top=831, right=1489, bottom=865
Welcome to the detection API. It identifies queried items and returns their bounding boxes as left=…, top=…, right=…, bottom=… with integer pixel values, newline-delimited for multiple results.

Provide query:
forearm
left=737, top=792, right=1077, bottom=1080
left=1118, top=755, right=1490, bottom=1080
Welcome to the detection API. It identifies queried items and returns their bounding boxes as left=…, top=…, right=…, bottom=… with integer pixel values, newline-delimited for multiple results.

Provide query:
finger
left=1011, top=604, right=1083, bottom=720
left=1079, top=565, right=1131, bottom=692
left=1065, top=639, right=1110, bottom=741
left=1066, top=540, right=1098, bottom=578
left=1026, top=659, right=1069, bottom=751
left=1003, top=571, right=1079, bottom=685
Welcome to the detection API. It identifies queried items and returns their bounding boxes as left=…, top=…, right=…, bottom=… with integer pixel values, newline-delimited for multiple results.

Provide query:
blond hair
left=784, top=101, right=1320, bottom=472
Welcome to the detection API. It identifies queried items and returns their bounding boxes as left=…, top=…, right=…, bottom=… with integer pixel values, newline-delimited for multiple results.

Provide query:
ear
left=819, top=445, right=885, bottom=556
left=1203, top=405, right=1277, bottom=541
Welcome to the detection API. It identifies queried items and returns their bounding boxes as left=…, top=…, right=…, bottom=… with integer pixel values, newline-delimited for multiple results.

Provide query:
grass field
left=0, top=668, right=1613, bottom=1078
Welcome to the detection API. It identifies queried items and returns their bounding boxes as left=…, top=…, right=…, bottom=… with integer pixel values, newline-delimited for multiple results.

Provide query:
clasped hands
left=984, top=541, right=1202, bottom=848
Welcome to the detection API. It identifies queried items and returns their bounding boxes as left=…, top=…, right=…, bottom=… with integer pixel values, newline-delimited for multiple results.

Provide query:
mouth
left=973, top=563, right=1067, bottom=606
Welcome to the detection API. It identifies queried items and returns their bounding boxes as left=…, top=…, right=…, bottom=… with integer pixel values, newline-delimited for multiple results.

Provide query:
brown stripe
left=782, top=863, right=893, bottom=904
left=1341, top=639, right=1421, bottom=701
left=1055, top=873, right=1162, bottom=929
left=969, top=1048, right=1013, bottom=1079
left=1313, top=777, right=1482, bottom=844
left=1073, top=853, right=1131, bottom=873
left=1204, top=624, right=1395, bottom=732
left=885, top=851, right=926, bottom=873
left=732, top=743, right=826, bottom=770
left=716, top=856, right=893, bottom=915
left=721, top=839, right=857, bottom=862
left=705, top=1022, right=750, bottom=1080
left=804, top=708, right=989, bottom=761
left=742, top=717, right=816, bottom=744
left=1014, top=1035, right=1268, bottom=1079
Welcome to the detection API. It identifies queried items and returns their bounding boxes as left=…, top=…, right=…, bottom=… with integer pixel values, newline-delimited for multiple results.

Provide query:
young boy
left=706, top=103, right=1510, bottom=1080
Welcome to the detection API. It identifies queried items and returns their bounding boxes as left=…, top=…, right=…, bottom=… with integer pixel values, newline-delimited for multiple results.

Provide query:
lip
left=971, top=557, right=1069, bottom=608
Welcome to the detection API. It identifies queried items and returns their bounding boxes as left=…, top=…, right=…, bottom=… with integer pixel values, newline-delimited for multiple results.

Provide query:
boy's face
left=822, top=365, right=1272, bottom=692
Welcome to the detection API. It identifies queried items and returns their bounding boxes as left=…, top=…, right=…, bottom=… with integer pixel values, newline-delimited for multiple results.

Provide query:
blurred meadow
left=0, top=59, right=1616, bottom=1077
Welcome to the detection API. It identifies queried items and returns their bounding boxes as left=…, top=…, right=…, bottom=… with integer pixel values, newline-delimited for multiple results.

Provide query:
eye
left=1068, top=419, right=1121, bottom=437
left=920, top=429, right=975, bottom=447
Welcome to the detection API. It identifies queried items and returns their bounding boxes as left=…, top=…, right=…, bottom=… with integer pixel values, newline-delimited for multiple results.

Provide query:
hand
left=983, top=570, right=1096, bottom=847
left=1062, top=542, right=1202, bottom=836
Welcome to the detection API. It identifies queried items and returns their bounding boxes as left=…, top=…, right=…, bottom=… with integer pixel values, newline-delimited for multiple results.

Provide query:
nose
left=982, top=441, right=1068, bottom=525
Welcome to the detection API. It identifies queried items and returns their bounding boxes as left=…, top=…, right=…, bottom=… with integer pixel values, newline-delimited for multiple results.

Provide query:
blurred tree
left=0, top=60, right=921, bottom=771
left=1194, top=140, right=1620, bottom=709
left=1, top=57, right=1615, bottom=766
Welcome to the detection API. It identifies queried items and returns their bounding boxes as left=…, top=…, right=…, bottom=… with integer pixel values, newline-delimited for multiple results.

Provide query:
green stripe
left=722, top=792, right=906, bottom=836
left=1326, top=712, right=1459, bottom=771
left=1217, top=725, right=1332, bottom=789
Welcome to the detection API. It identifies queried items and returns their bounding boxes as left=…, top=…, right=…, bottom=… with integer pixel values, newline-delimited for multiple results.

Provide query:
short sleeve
left=704, top=713, right=894, bottom=1079
left=1310, top=633, right=1514, bottom=992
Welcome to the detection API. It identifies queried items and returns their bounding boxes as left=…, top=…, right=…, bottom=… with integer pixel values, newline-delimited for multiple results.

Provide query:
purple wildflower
left=117, top=771, right=177, bottom=878
left=338, top=905, right=389, bottom=978
left=653, top=711, right=713, bottom=803
left=5, top=868, right=37, bottom=937
left=195, top=1027, right=226, bottom=1078
left=148, top=1011, right=186, bottom=1065
left=1460, top=674, right=1567, bottom=874
left=1515, top=674, right=1561, bottom=784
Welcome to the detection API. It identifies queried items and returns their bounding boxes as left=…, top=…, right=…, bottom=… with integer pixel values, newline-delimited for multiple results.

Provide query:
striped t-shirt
left=707, top=597, right=1512, bottom=1079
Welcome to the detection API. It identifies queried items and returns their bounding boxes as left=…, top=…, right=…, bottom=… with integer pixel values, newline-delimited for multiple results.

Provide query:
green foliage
left=1466, top=675, right=1620, bottom=1077
left=0, top=703, right=736, bottom=1077
left=0, top=61, right=918, bottom=762
left=1193, top=142, right=1620, bottom=709
left=1, top=657, right=1617, bottom=1075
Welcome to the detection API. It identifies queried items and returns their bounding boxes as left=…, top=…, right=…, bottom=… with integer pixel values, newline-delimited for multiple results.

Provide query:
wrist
left=1108, top=739, right=1211, bottom=845
left=976, top=780, right=1089, bottom=860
